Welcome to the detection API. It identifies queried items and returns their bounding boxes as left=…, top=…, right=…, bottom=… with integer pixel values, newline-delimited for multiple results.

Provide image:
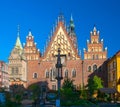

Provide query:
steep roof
left=44, top=20, right=80, bottom=60
left=14, top=35, right=23, bottom=50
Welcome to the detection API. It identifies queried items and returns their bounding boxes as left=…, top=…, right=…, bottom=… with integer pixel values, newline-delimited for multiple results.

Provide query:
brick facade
left=9, top=15, right=107, bottom=90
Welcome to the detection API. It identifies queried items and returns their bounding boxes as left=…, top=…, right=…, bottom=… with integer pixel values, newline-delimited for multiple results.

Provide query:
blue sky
left=0, top=0, right=120, bottom=62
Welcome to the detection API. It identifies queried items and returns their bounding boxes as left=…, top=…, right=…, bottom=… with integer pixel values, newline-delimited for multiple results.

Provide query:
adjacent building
left=8, top=32, right=27, bottom=88
left=108, top=50, right=120, bottom=92
left=0, top=61, right=9, bottom=89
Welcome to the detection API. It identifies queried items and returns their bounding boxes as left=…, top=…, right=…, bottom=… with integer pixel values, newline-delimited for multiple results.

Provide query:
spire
left=68, top=14, right=75, bottom=36
left=17, top=25, right=20, bottom=37
left=93, top=25, right=97, bottom=35
left=28, top=29, right=32, bottom=36
left=58, top=12, right=64, bottom=23
left=15, top=34, right=23, bottom=50
left=93, top=26, right=97, bottom=32
left=70, top=14, right=75, bottom=28
left=70, top=14, right=73, bottom=22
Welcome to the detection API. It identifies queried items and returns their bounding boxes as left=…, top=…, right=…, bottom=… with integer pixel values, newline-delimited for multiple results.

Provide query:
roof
left=99, top=88, right=117, bottom=94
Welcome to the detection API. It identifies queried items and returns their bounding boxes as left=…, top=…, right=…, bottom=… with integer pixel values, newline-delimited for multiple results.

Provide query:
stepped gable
left=44, top=17, right=80, bottom=61
left=23, top=31, right=41, bottom=61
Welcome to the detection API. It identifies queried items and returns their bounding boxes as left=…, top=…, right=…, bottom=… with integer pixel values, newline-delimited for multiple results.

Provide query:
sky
left=0, top=0, right=120, bottom=62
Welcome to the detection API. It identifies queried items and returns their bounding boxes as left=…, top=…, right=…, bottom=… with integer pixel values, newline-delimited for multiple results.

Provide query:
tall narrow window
left=11, top=68, right=14, bottom=74
left=15, top=67, right=18, bottom=74
left=46, top=71, right=49, bottom=78
left=96, top=54, right=98, bottom=59
left=93, top=64, right=97, bottom=71
left=92, top=55, right=95, bottom=60
left=52, top=85, right=56, bottom=90
left=65, top=70, right=68, bottom=78
left=72, top=69, right=76, bottom=77
left=88, top=66, right=91, bottom=72
left=33, top=73, right=38, bottom=79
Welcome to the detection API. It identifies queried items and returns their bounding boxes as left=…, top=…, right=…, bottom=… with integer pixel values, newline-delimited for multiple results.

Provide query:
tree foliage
left=28, top=83, right=41, bottom=100
left=62, top=78, right=75, bottom=90
left=61, top=78, right=79, bottom=102
left=87, top=75, right=103, bottom=95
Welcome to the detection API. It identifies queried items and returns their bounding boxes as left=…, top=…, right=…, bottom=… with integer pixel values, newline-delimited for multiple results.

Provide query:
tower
left=8, top=26, right=27, bottom=87
left=23, top=31, right=41, bottom=61
left=68, top=15, right=77, bottom=49
left=23, top=31, right=41, bottom=86
left=83, top=26, right=107, bottom=85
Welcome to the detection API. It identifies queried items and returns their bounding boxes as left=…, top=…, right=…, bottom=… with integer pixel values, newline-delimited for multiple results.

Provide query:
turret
left=68, top=14, right=77, bottom=49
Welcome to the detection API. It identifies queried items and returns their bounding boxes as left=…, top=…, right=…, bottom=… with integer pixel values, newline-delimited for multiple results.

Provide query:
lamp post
left=55, top=47, right=63, bottom=107
left=81, top=60, right=84, bottom=89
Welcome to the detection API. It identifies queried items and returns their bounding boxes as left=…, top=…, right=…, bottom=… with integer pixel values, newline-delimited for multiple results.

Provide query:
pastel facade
left=8, top=33, right=27, bottom=88
left=108, top=51, right=120, bottom=92
left=0, top=61, right=9, bottom=89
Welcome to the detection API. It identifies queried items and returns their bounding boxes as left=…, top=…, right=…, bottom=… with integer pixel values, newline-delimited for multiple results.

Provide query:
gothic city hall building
left=8, top=14, right=107, bottom=90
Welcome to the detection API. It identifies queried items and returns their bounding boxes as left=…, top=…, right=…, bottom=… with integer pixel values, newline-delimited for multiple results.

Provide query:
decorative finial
left=28, top=29, right=32, bottom=36
left=97, top=31, right=100, bottom=35
left=79, top=50, right=81, bottom=56
left=83, top=48, right=86, bottom=52
left=48, top=35, right=51, bottom=42
left=87, top=40, right=89, bottom=43
left=44, top=46, right=46, bottom=53
left=56, top=20, right=58, bottom=28
left=105, top=47, right=107, bottom=51
left=51, top=30, right=53, bottom=37
left=17, top=25, right=20, bottom=37
left=53, top=25, right=55, bottom=33
left=58, top=12, right=64, bottom=22
left=71, top=14, right=73, bottom=21
left=93, top=26, right=97, bottom=32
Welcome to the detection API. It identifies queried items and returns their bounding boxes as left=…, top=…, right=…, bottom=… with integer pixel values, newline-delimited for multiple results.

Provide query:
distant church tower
left=83, top=26, right=107, bottom=85
left=8, top=26, right=27, bottom=87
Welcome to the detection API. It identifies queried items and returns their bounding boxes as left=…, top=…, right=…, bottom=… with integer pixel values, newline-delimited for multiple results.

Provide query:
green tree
left=87, top=75, right=103, bottom=96
left=61, top=78, right=79, bottom=104
left=62, top=78, right=75, bottom=90
left=28, top=84, right=41, bottom=100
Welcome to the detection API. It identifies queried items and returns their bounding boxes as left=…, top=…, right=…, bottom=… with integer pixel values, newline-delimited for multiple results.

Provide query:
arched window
left=92, top=55, right=95, bottom=60
left=96, top=54, right=98, bottom=59
left=72, top=69, right=76, bottom=77
left=50, top=69, right=56, bottom=81
left=93, top=64, right=97, bottom=71
left=88, top=66, right=91, bottom=72
left=15, top=67, right=18, bottom=74
left=33, top=73, right=38, bottom=79
left=45, top=71, right=49, bottom=78
left=65, top=70, right=68, bottom=78
left=11, top=67, right=14, bottom=74
left=53, top=70, right=56, bottom=79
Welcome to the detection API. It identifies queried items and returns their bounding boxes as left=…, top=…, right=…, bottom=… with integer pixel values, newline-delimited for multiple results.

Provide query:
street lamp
left=81, top=60, right=84, bottom=89
left=55, top=47, right=63, bottom=107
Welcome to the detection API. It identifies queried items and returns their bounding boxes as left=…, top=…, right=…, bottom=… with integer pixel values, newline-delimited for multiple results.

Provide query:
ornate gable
left=44, top=21, right=80, bottom=61
left=9, top=48, right=22, bottom=60
left=23, top=31, right=41, bottom=61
